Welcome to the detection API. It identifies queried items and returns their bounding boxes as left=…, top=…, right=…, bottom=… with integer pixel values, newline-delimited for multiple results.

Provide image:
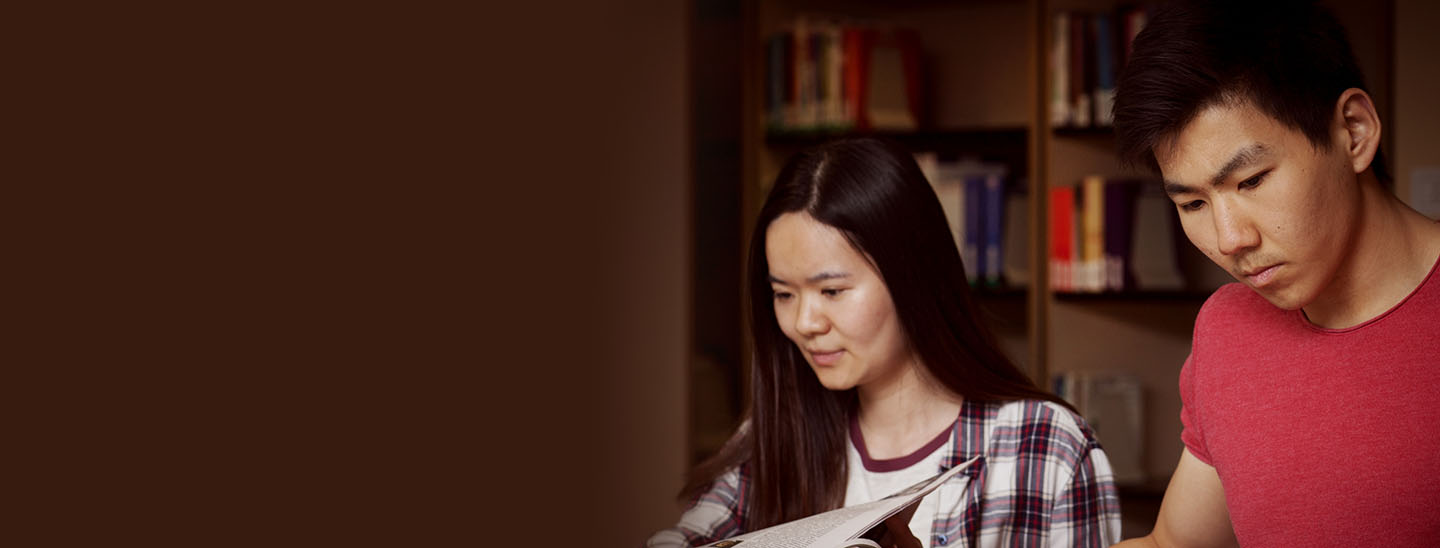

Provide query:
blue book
left=963, top=174, right=985, bottom=285
left=1093, top=13, right=1117, bottom=125
left=982, top=173, right=1007, bottom=286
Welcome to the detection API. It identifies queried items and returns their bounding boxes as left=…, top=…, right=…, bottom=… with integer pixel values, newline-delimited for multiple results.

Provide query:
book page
left=700, top=457, right=976, bottom=548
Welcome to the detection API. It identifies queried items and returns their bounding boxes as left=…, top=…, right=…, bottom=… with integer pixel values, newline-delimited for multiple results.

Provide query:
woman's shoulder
left=990, top=399, right=1099, bottom=460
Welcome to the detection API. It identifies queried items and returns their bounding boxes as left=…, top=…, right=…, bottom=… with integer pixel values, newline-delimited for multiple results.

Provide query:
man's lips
left=1243, top=264, right=1281, bottom=287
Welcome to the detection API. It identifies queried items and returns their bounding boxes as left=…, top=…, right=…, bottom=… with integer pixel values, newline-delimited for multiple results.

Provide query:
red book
left=843, top=27, right=869, bottom=130
left=1050, top=186, right=1076, bottom=292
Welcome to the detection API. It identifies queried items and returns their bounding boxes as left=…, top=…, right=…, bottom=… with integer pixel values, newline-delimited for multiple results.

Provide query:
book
left=982, top=172, right=1006, bottom=286
left=864, top=29, right=922, bottom=131
left=1068, top=12, right=1091, bottom=128
left=1130, top=184, right=1185, bottom=290
left=1049, top=185, right=1076, bottom=292
left=1092, top=13, right=1117, bottom=126
left=842, top=27, right=866, bottom=130
left=1050, top=7, right=1143, bottom=129
left=700, top=457, right=978, bottom=548
left=920, top=158, right=1008, bottom=286
left=820, top=21, right=845, bottom=129
left=1102, top=179, right=1140, bottom=291
left=766, top=20, right=923, bottom=133
left=1080, top=175, right=1105, bottom=292
left=1049, top=11, right=1071, bottom=127
left=1051, top=372, right=1145, bottom=485
left=963, top=173, right=985, bottom=284
left=766, top=33, right=791, bottom=131
left=917, top=153, right=965, bottom=254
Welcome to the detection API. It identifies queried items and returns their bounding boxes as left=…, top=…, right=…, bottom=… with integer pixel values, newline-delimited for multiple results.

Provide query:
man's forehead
left=1155, top=102, right=1279, bottom=177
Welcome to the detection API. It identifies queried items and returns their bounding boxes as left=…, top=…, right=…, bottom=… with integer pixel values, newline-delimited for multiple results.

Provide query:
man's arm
left=1113, top=449, right=1237, bottom=548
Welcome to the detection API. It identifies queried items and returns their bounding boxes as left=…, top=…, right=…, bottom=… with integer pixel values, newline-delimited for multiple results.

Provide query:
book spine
left=787, top=19, right=804, bottom=129
left=824, top=23, right=846, bottom=130
left=1069, top=12, right=1091, bottom=128
left=842, top=27, right=866, bottom=130
left=766, top=33, right=789, bottom=131
left=1093, top=13, right=1116, bottom=126
left=983, top=173, right=1006, bottom=286
left=1082, top=175, right=1105, bottom=292
left=1050, top=12, right=1070, bottom=127
left=898, top=29, right=924, bottom=130
left=964, top=174, right=985, bottom=285
left=1103, top=179, right=1138, bottom=291
left=1049, top=185, right=1075, bottom=292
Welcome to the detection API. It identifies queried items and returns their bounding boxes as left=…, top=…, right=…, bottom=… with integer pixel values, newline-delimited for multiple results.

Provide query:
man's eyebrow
left=1163, top=143, right=1270, bottom=197
left=768, top=271, right=851, bottom=285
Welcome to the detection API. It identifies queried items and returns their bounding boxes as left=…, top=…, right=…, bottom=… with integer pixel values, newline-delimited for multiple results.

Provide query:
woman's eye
left=773, top=291, right=792, bottom=301
left=821, top=288, right=845, bottom=298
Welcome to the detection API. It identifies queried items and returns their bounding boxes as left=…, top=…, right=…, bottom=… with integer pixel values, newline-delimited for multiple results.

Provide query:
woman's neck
left=855, top=365, right=962, bottom=460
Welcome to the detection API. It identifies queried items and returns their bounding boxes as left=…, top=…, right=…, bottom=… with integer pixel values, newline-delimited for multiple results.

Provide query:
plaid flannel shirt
left=647, top=399, right=1121, bottom=547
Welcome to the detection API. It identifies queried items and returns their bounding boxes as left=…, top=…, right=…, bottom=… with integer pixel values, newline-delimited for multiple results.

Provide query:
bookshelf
left=691, top=0, right=1395, bottom=536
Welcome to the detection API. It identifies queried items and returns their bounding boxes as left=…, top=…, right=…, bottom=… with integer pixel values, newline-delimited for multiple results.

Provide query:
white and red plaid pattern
left=647, top=399, right=1121, bottom=547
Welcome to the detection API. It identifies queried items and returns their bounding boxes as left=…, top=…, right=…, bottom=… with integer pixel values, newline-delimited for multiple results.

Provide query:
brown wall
left=1395, top=0, right=1440, bottom=204
left=484, top=1, right=689, bottom=543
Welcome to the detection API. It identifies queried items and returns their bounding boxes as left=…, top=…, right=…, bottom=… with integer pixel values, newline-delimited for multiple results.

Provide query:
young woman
left=648, top=138, right=1120, bottom=547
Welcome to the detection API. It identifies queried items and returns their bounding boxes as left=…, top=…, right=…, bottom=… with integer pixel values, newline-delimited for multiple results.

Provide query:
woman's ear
left=1335, top=88, right=1381, bottom=175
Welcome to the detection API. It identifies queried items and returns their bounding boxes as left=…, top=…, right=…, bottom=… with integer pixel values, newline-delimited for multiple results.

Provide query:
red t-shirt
left=1180, top=255, right=1440, bottom=546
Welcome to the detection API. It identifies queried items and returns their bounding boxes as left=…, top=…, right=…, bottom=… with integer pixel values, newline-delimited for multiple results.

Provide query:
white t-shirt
left=842, top=414, right=957, bottom=548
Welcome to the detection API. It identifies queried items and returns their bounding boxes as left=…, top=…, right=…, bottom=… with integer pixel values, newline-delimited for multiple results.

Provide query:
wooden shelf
left=1052, top=289, right=1217, bottom=302
left=972, top=285, right=1029, bottom=299
left=1052, top=125, right=1115, bottom=137
left=765, top=127, right=1027, bottom=144
left=764, top=128, right=1031, bottom=180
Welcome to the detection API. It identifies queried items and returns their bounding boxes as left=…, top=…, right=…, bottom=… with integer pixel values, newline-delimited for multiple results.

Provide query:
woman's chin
left=813, top=370, right=857, bottom=391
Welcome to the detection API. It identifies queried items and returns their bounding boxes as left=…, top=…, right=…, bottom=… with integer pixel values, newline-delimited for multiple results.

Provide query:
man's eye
left=1178, top=200, right=1206, bottom=212
left=821, top=288, right=845, bottom=297
left=1238, top=171, right=1269, bottom=190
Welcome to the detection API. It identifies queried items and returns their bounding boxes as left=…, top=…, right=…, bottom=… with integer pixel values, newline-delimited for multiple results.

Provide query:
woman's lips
left=810, top=349, right=844, bottom=366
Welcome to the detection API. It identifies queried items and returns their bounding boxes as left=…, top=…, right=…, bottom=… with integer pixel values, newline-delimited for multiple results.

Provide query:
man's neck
left=1302, top=174, right=1440, bottom=328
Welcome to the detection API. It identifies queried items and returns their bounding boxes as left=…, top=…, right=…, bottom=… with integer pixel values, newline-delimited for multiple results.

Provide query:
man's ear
left=1335, top=88, right=1381, bottom=175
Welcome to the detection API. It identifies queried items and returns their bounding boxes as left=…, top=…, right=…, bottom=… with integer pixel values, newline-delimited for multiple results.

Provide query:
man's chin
left=1251, top=285, right=1308, bottom=311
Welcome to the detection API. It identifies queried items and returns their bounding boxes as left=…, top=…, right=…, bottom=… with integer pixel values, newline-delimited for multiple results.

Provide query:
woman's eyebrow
left=768, top=271, right=851, bottom=285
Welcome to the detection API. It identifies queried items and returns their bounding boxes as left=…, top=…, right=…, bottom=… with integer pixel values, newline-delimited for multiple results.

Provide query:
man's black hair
left=1113, top=0, right=1387, bottom=180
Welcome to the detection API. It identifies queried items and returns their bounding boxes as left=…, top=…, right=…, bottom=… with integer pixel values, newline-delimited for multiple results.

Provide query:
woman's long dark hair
left=681, top=138, right=1069, bottom=530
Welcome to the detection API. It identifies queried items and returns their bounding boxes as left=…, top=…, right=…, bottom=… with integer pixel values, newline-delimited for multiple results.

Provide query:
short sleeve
left=1178, top=353, right=1213, bottom=465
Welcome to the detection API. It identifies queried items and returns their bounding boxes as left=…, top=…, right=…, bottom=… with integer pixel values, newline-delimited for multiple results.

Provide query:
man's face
left=1155, top=99, right=1360, bottom=310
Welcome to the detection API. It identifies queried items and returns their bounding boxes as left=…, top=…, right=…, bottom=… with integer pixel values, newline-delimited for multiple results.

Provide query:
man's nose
left=1213, top=200, right=1259, bottom=256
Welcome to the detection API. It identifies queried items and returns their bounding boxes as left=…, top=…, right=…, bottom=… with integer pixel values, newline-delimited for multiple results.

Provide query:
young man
left=1110, top=1, right=1440, bottom=546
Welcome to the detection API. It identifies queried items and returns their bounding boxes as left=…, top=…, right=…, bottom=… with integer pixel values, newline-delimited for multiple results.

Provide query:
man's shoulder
left=1195, top=282, right=1278, bottom=329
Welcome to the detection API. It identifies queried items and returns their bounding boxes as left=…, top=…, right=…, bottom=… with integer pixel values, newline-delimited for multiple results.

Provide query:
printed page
left=699, top=457, right=977, bottom=548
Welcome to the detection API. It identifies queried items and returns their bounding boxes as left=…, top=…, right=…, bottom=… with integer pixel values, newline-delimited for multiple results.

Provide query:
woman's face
left=765, top=212, right=915, bottom=391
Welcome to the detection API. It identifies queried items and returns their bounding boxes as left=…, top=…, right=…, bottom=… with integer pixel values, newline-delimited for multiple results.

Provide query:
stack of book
left=916, top=153, right=1025, bottom=289
left=1053, top=371, right=1146, bottom=485
left=1049, top=176, right=1185, bottom=293
left=1049, top=6, right=1148, bottom=129
left=766, top=17, right=924, bottom=134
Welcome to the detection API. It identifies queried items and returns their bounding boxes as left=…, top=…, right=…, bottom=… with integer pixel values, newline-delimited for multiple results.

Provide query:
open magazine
left=700, top=456, right=978, bottom=548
